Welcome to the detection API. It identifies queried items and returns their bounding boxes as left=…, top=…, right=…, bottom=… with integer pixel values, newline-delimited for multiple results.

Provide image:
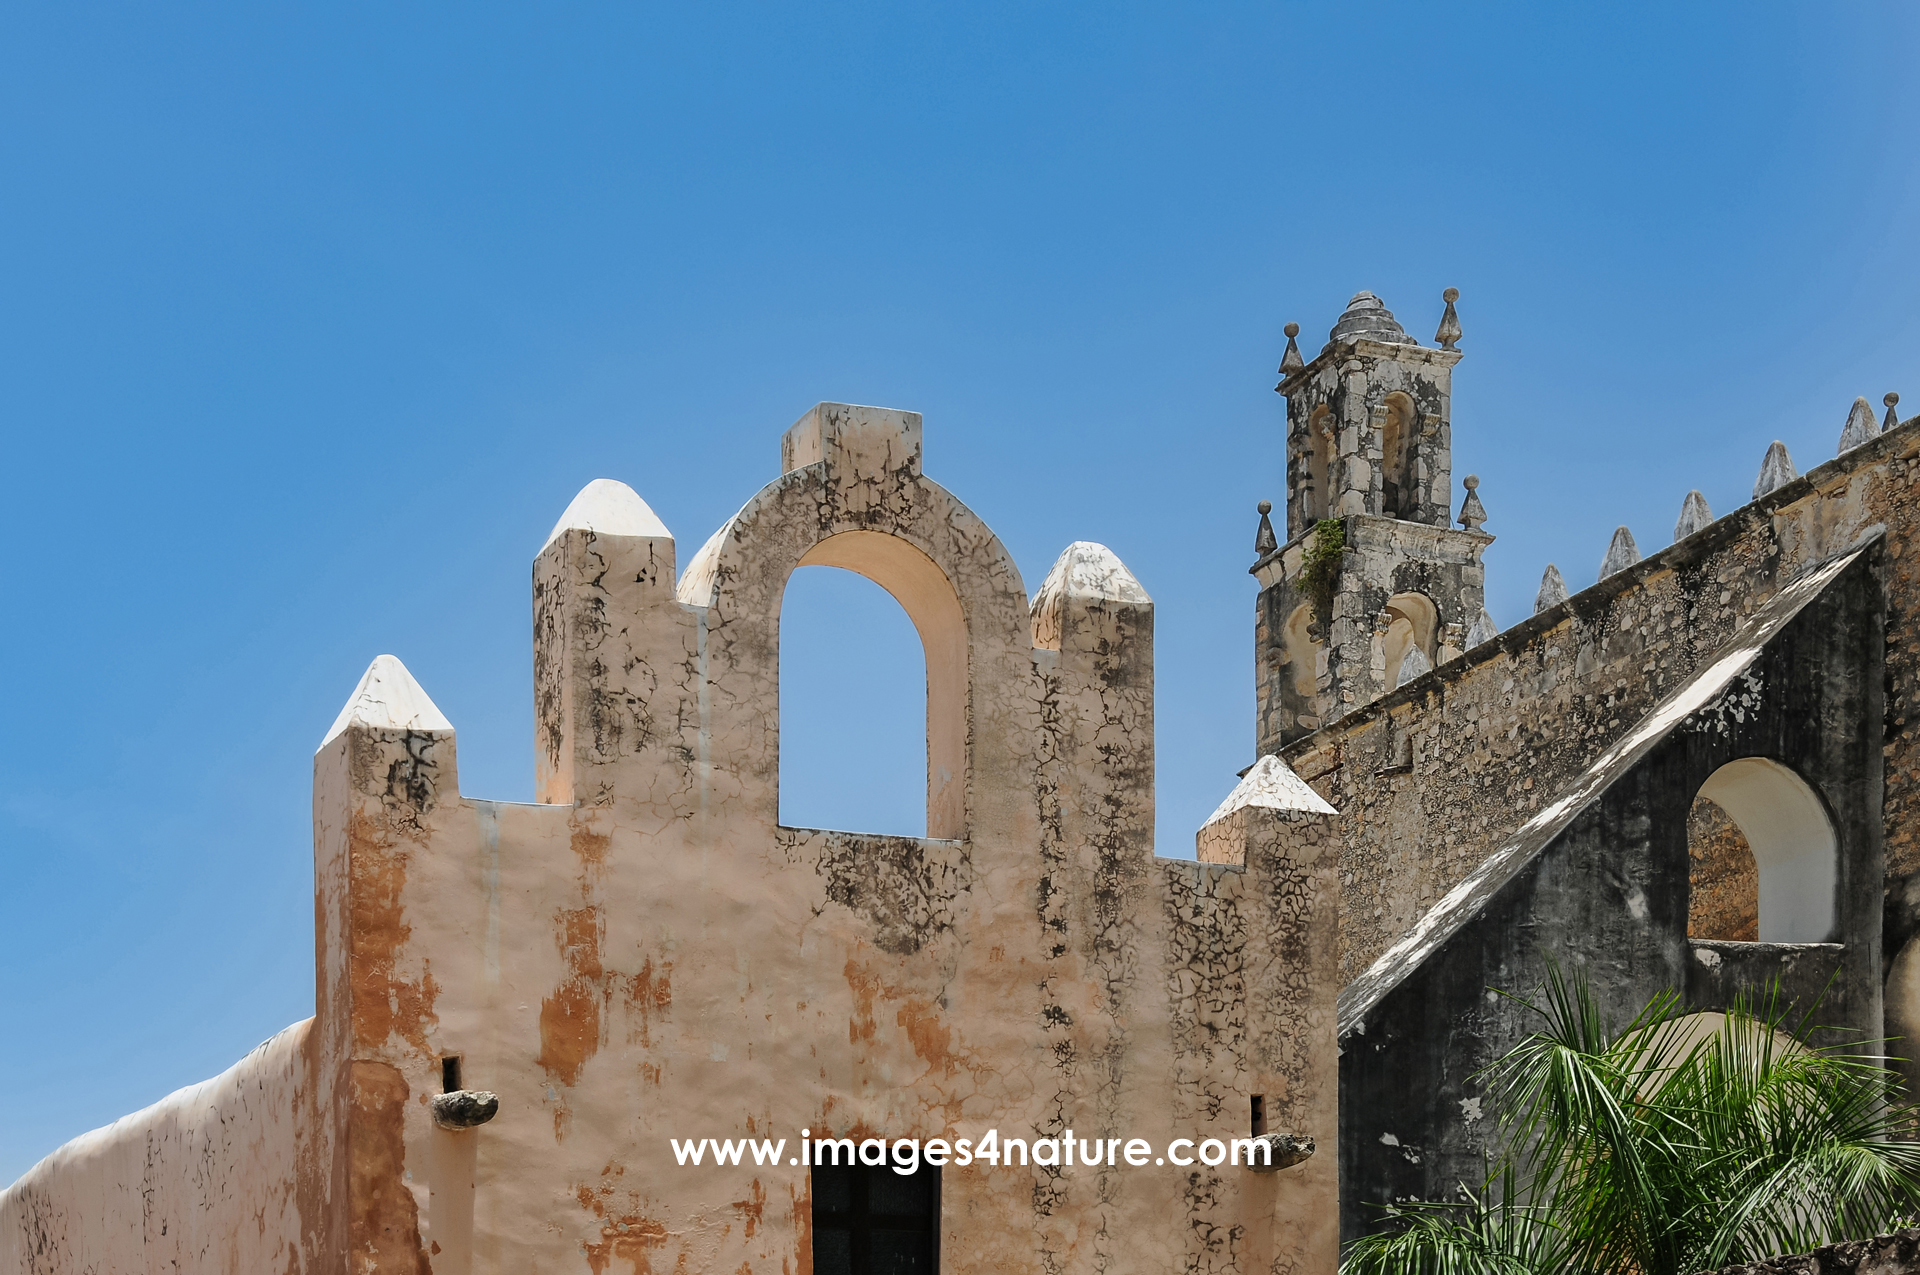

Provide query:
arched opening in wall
left=778, top=530, right=969, bottom=840
left=1304, top=405, right=1334, bottom=521
left=1381, top=592, right=1438, bottom=689
left=779, top=566, right=929, bottom=838
left=1687, top=758, right=1837, bottom=944
left=1381, top=392, right=1416, bottom=518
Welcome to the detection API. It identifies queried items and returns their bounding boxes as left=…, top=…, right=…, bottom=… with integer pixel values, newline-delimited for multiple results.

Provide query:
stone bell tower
left=1252, top=289, right=1494, bottom=753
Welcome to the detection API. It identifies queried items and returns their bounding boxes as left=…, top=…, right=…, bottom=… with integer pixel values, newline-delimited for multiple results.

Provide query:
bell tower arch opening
left=1381, top=391, right=1416, bottom=519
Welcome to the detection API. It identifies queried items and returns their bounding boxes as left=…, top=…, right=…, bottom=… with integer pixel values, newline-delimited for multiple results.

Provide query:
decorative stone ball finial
left=1276, top=322, right=1305, bottom=383
left=1888, top=392, right=1903, bottom=431
left=1456, top=473, right=1488, bottom=533
left=1434, top=287, right=1463, bottom=351
left=1254, top=500, right=1279, bottom=559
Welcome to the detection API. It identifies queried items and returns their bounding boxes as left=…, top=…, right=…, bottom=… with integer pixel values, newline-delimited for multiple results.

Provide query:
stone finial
left=1465, top=608, right=1497, bottom=648
left=1456, top=473, right=1488, bottom=532
left=1328, top=291, right=1416, bottom=347
left=1254, top=500, right=1279, bottom=559
left=1839, top=396, right=1880, bottom=453
left=1395, top=643, right=1433, bottom=689
left=320, top=654, right=453, bottom=750
left=1753, top=441, right=1797, bottom=500
left=1534, top=564, right=1568, bottom=614
left=1599, top=526, right=1641, bottom=579
left=1888, top=392, right=1903, bottom=431
left=1674, top=490, right=1713, bottom=541
left=1277, top=322, right=1305, bottom=381
left=1434, top=287, right=1462, bottom=351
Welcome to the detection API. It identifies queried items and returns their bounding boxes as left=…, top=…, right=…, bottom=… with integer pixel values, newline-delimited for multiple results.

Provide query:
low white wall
left=0, top=1017, right=324, bottom=1274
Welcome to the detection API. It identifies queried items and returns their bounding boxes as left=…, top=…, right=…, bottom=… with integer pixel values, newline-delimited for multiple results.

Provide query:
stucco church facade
left=4, top=290, right=1917, bottom=1272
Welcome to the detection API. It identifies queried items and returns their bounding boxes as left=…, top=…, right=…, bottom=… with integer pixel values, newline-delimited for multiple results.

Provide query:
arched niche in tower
left=1382, top=592, right=1438, bottom=690
left=1381, top=391, right=1416, bottom=519
left=1280, top=603, right=1321, bottom=703
left=1303, top=404, right=1334, bottom=523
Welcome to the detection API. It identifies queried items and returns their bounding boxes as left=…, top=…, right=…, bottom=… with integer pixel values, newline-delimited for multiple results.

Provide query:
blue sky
left=3, top=3, right=1916, bottom=1182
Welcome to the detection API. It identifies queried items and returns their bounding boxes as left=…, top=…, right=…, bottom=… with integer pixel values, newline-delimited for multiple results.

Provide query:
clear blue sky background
left=3, top=3, right=1916, bottom=1183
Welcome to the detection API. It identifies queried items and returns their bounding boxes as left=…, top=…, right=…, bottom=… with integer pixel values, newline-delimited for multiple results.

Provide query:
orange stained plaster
left=731, top=1178, right=766, bottom=1238
left=346, top=811, right=440, bottom=1053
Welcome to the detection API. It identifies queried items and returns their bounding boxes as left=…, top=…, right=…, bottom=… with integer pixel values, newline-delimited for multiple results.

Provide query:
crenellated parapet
left=1, top=401, right=1345, bottom=1275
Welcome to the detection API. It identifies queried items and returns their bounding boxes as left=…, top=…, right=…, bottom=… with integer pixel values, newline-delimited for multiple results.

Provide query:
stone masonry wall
left=1282, top=416, right=1920, bottom=986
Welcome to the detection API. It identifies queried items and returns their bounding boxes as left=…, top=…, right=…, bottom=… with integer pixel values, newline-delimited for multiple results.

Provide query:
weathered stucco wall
left=3, top=403, right=1340, bottom=1275
left=0, top=1018, right=340, bottom=1272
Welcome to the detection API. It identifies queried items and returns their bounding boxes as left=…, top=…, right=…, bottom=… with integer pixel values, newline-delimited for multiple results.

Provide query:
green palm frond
left=1341, top=966, right=1920, bottom=1275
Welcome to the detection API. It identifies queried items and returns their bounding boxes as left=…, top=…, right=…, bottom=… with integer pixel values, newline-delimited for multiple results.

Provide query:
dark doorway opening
left=811, top=1162, right=940, bottom=1274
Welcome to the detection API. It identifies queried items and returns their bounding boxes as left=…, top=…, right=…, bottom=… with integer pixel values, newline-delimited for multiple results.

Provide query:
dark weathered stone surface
left=1695, top=1227, right=1920, bottom=1275
left=429, top=1089, right=500, bottom=1130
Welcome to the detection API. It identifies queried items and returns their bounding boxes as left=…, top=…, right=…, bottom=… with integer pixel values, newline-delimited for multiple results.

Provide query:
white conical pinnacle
left=1674, top=490, right=1713, bottom=541
left=1534, top=564, right=1569, bottom=614
left=1465, top=608, right=1497, bottom=648
left=320, top=654, right=453, bottom=750
left=1395, top=644, right=1433, bottom=689
left=1753, top=441, right=1797, bottom=501
left=1599, top=526, right=1640, bottom=579
left=1839, top=397, right=1880, bottom=453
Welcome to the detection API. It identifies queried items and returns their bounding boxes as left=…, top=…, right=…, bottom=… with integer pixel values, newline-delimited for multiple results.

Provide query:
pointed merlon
left=1434, top=287, right=1462, bottom=351
left=1888, top=393, right=1903, bottom=431
left=320, top=654, right=453, bottom=750
left=1276, top=321, right=1305, bottom=384
left=1254, top=500, right=1279, bottom=559
left=1674, top=490, right=1713, bottom=541
left=1534, top=564, right=1568, bottom=614
left=1752, top=441, right=1797, bottom=500
left=1599, top=526, right=1640, bottom=579
left=1465, top=607, right=1497, bottom=648
left=1395, top=644, right=1433, bottom=688
left=1839, top=397, right=1880, bottom=453
left=1200, top=754, right=1337, bottom=829
left=1032, top=541, right=1151, bottom=648
left=1456, top=473, right=1487, bottom=532
left=542, top=478, right=672, bottom=552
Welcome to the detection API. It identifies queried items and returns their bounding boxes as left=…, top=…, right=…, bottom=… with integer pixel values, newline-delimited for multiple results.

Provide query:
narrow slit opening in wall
left=779, top=566, right=928, bottom=838
left=442, top=1056, right=461, bottom=1093
left=1251, top=1095, right=1266, bottom=1136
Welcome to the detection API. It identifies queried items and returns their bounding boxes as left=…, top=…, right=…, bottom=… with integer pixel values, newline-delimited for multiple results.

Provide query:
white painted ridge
left=320, top=654, right=454, bottom=749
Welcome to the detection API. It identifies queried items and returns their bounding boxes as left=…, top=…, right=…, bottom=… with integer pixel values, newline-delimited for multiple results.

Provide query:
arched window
left=779, top=566, right=928, bottom=838
left=1380, top=392, right=1416, bottom=518
left=1382, top=592, right=1438, bottom=690
left=1687, top=758, right=1837, bottom=944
